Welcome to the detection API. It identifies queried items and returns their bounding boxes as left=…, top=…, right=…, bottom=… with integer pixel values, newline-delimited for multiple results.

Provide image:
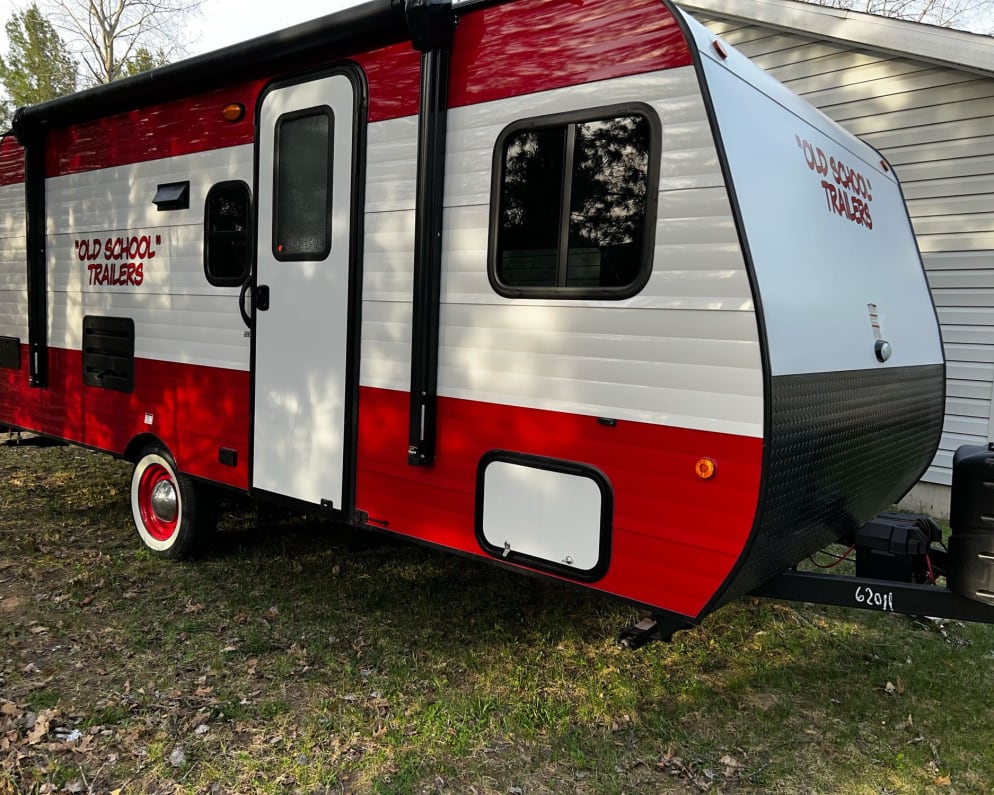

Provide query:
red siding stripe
left=40, top=42, right=422, bottom=178
left=450, top=0, right=692, bottom=108
left=0, top=135, right=25, bottom=186
left=355, top=386, right=762, bottom=619
left=0, top=345, right=250, bottom=489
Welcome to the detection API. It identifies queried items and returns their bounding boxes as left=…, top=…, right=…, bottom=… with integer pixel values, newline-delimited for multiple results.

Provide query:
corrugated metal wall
left=698, top=13, right=994, bottom=486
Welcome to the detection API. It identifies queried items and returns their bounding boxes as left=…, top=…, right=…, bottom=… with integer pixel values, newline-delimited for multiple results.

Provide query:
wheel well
left=122, top=433, right=168, bottom=463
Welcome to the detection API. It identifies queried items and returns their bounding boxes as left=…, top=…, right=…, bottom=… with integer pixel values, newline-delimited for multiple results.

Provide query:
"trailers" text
left=75, top=234, right=160, bottom=287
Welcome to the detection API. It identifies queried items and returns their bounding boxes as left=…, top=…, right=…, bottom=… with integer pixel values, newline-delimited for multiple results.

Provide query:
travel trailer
left=2, top=0, right=992, bottom=643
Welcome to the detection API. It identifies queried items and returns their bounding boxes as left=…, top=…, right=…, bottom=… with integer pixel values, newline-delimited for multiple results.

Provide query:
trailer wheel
left=131, top=448, right=204, bottom=559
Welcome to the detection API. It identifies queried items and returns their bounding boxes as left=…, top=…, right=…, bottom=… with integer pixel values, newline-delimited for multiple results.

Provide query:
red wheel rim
left=138, top=463, right=178, bottom=542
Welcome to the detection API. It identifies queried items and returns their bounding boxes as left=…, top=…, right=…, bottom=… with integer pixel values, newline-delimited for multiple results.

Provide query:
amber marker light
left=222, top=103, right=246, bottom=122
left=695, top=457, right=717, bottom=480
left=712, top=40, right=728, bottom=59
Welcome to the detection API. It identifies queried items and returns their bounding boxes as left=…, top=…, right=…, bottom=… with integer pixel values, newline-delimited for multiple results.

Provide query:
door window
left=273, top=107, right=334, bottom=260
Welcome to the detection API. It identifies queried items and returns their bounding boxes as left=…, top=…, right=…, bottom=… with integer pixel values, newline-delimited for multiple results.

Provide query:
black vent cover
left=0, top=336, right=19, bottom=370
left=82, top=316, right=135, bottom=392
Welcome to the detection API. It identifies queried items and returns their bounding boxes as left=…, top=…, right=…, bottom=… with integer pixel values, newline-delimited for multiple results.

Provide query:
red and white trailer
left=1, top=0, right=988, bottom=638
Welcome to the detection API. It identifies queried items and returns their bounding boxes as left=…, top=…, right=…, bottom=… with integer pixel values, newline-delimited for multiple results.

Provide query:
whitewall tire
left=130, top=448, right=202, bottom=559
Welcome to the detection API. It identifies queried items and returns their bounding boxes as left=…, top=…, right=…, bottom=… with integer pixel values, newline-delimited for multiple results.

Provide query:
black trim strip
left=406, top=0, right=455, bottom=467
left=24, top=132, right=47, bottom=388
left=0, top=336, right=19, bottom=370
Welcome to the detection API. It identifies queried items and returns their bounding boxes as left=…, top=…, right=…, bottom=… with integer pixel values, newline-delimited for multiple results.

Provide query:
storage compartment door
left=476, top=452, right=612, bottom=581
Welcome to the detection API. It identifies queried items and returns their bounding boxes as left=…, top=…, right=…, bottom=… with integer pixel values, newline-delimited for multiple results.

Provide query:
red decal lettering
left=801, top=133, right=875, bottom=231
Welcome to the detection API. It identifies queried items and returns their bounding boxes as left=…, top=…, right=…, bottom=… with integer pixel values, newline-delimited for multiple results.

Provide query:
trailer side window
left=273, top=107, right=333, bottom=261
left=490, top=105, right=659, bottom=299
left=204, top=181, right=251, bottom=286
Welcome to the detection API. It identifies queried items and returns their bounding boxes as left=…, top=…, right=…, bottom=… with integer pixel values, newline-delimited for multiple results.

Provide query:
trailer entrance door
left=251, top=71, right=358, bottom=510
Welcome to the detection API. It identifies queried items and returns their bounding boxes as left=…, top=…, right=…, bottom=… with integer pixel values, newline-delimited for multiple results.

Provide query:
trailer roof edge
left=12, top=0, right=407, bottom=139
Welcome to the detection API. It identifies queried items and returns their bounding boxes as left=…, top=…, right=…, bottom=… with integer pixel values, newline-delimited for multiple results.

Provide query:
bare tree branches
left=801, top=0, right=994, bottom=31
left=42, top=0, right=202, bottom=84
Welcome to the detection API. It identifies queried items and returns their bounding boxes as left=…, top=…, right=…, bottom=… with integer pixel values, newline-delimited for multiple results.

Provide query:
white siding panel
left=862, top=118, right=994, bottom=150
left=365, top=116, right=418, bottom=213
left=941, top=324, right=994, bottom=345
left=929, top=271, right=994, bottom=290
left=942, top=414, right=989, bottom=438
left=46, top=144, right=253, bottom=234
left=773, top=51, right=892, bottom=84
left=361, top=68, right=763, bottom=438
left=913, top=214, right=994, bottom=239
left=908, top=193, right=994, bottom=218
left=31, top=148, right=253, bottom=370
left=902, top=174, right=993, bottom=200
left=943, top=342, right=994, bottom=364
left=360, top=117, right=419, bottom=392
left=947, top=396, right=989, bottom=419
left=933, top=289, right=994, bottom=308
left=937, top=305, right=994, bottom=325
left=48, top=291, right=248, bottom=370
left=885, top=136, right=994, bottom=168
left=895, top=154, right=994, bottom=184
left=949, top=378, right=992, bottom=401
left=0, top=183, right=26, bottom=340
left=833, top=97, right=994, bottom=134
left=947, top=360, right=994, bottom=383
left=926, top=251, right=994, bottom=271
left=806, top=75, right=989, bottom=113
left=782, top=59, right=935, bottom=95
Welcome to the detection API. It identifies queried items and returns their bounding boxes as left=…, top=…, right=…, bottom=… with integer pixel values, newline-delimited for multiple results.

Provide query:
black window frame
left=203, top=180, right=252, bottom=287
left=272, top=105, right=334, bottom=262
left=488, top=103, right=661, bottom=300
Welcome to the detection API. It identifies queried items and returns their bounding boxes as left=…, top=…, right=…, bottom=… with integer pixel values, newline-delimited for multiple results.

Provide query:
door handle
left=256, top=285, right=270, bottom=312
left=238, top=280, right=253, bottom=327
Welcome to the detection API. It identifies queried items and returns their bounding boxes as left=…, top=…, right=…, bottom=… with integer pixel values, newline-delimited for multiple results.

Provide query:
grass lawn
left=2, top=437, right=993, bottom=794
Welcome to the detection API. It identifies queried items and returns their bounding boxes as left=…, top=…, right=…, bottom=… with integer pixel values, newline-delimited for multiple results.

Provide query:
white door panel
left=253, top=73, right=356, bottom=507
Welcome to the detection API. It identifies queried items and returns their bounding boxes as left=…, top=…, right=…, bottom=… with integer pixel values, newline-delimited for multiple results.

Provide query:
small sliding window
left=489, top=104, right=660, bottom=299
left=273, top=106, right=334, bottom=261
left=204, top=180, right=251, bottom=286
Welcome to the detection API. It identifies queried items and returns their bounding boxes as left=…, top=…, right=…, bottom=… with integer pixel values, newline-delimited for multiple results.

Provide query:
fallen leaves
left=26, top=709, right=55, bottom=745
left=655, top=747, right=750, bottom=791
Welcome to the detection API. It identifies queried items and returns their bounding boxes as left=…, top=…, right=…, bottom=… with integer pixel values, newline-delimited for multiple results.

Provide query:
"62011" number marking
left=855, top=585, right=894, bottom=612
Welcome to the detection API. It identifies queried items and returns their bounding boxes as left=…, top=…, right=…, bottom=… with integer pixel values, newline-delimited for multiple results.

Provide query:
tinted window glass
left=567, top=116, right=650, bottom=288
left=205, top=181, right=251, bottom=285
left=274, top=109, right=333, bottom=260
left=494, top=111, right=654, bottom=296
left=498, top=127, right=565, bottom=287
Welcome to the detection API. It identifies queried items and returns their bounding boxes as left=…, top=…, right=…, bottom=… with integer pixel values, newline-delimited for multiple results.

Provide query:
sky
left=182, top=0, right=362, bottom=56
left=0, top=0, right=364, bottom=63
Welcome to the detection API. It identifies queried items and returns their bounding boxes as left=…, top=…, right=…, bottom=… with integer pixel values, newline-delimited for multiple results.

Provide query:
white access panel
left=480, top=460, right=608, bottom=574
left=252, top=74, right=355, bottom=508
